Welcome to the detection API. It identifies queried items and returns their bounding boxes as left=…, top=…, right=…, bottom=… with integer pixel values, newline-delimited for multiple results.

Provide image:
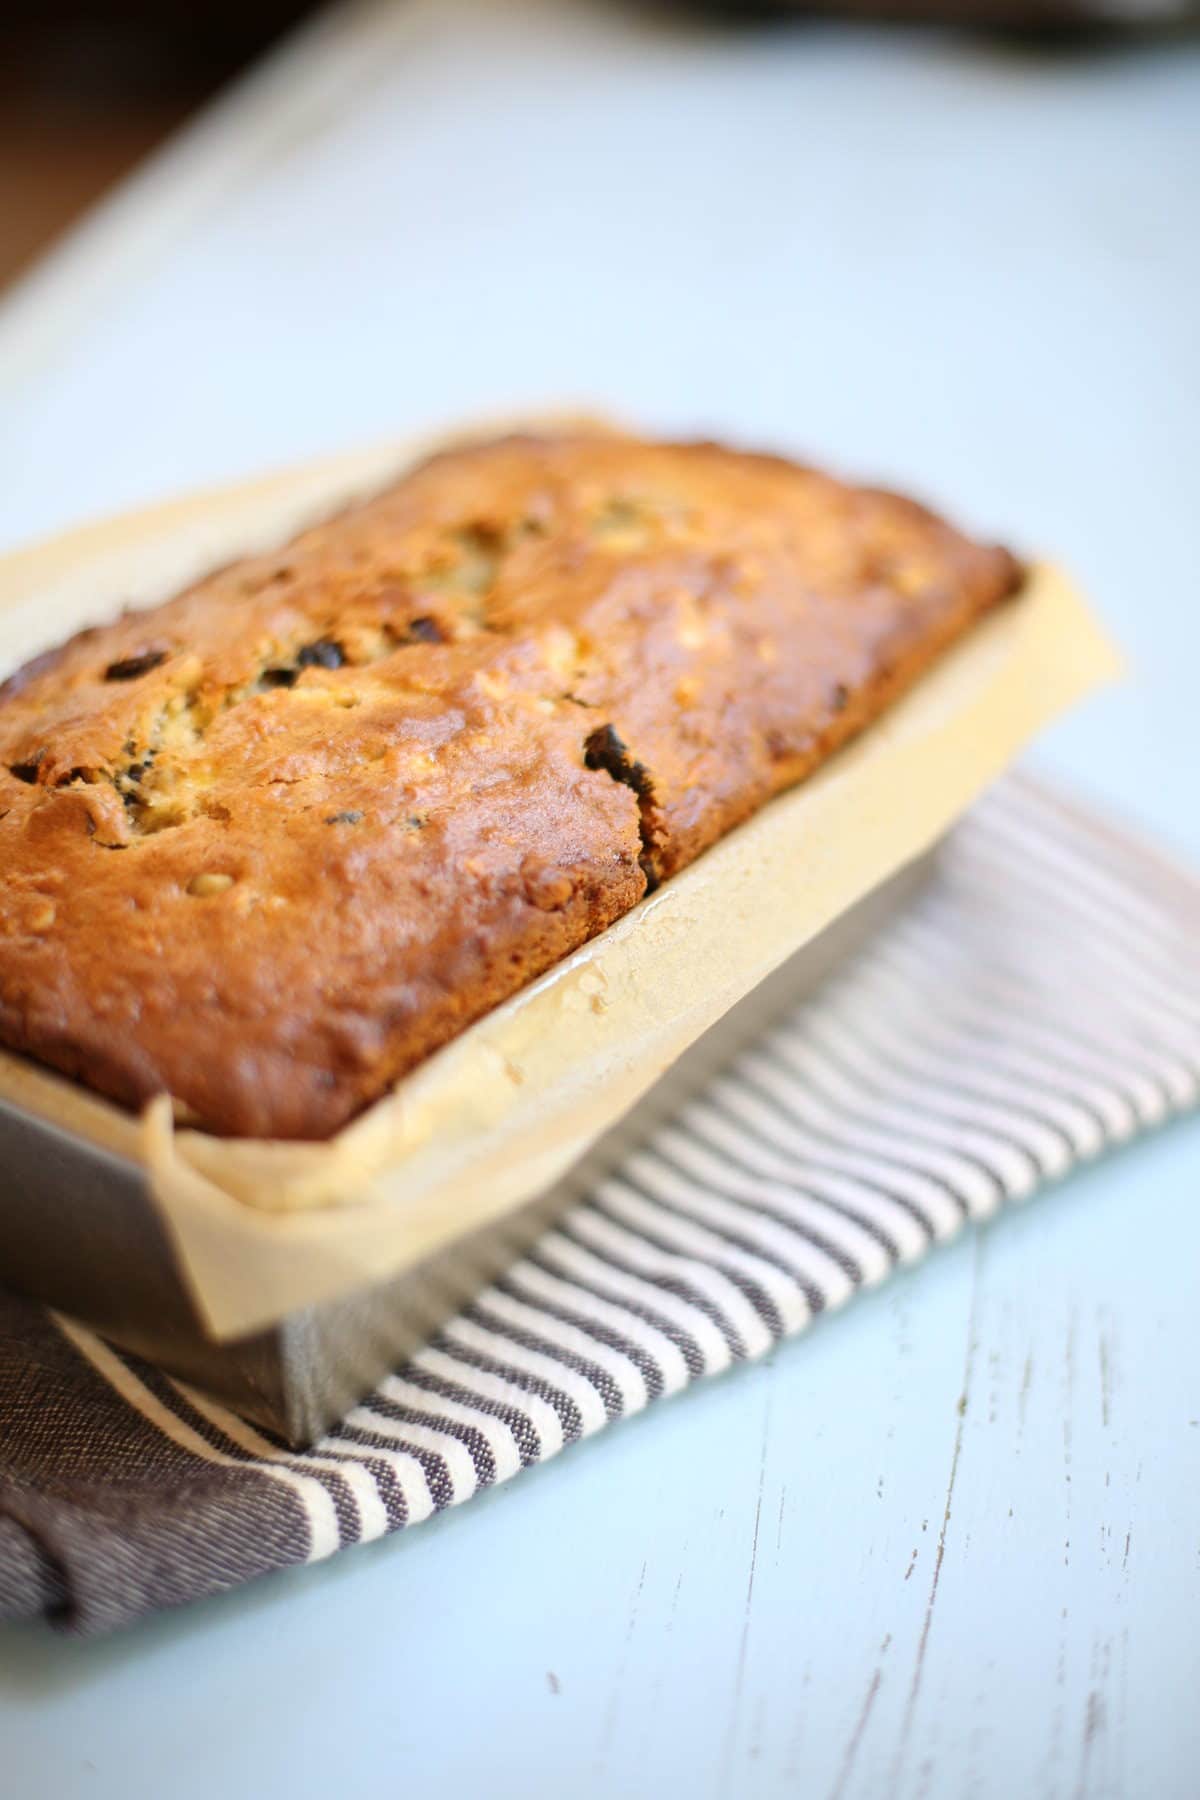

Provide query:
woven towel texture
left=1, top=775, right=1196, bottom=1633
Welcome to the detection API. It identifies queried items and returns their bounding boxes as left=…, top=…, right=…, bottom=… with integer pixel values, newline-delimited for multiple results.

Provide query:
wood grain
left=0, top=4, right=1196, bottom=1796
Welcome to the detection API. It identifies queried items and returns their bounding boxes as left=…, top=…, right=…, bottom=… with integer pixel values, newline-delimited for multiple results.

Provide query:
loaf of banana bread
left=0, top=432, right=1021, bottom=1139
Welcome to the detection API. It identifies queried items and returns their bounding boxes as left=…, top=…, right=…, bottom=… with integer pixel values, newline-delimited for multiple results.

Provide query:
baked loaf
left=0, top=432, right=1021, bottom=1139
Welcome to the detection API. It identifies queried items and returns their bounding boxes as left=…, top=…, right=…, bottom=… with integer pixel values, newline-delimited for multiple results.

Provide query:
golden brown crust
left=0, top=432, right=1021, bottom=1139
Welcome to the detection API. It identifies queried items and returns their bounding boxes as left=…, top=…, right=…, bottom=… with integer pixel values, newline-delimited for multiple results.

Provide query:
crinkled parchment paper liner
left=0, top=434, right=1121, bottom=1338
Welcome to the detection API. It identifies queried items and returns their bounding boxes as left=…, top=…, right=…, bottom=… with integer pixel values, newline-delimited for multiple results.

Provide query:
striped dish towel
left=1, top=774, right=1197, bottom=1634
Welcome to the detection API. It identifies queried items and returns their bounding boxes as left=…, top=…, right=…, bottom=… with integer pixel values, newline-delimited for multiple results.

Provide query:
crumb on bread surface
left=0, top=432, right=1021, bottom=1139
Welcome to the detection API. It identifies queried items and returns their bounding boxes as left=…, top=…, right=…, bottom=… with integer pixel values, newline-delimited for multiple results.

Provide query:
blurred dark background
left=0, top=3, right=315, bottom=288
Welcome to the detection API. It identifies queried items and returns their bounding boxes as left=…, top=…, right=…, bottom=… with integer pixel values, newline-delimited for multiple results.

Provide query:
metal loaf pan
left=0, top=853, right=931, bottom=1446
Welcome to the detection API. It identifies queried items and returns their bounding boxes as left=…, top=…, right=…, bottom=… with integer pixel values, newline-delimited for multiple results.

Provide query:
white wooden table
left=1, top=4, right=1197, bottom=1794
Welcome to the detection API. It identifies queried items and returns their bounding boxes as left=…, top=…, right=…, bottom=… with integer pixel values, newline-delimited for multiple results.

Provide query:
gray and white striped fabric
left=2, top=774, right=1197, bottom=1634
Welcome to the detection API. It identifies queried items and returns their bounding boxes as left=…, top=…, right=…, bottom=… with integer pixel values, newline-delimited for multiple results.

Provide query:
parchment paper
left=0, top=435, right=1121, bottom=1337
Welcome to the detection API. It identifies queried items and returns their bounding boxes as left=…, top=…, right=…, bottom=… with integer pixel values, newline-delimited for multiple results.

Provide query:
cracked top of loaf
left=0, top=432, right=1021, bottom=1139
